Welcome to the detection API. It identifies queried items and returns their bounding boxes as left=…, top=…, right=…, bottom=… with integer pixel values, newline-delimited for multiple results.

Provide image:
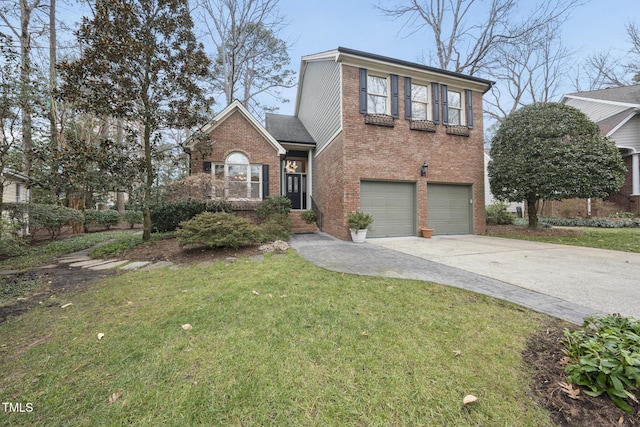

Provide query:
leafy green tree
left=58, top=0, right=212, bottom=241
left=488, top=102, right=626, bottom=228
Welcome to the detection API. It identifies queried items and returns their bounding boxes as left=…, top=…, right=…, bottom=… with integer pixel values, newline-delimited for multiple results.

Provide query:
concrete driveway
left=369, top=235, right=640, bottom=319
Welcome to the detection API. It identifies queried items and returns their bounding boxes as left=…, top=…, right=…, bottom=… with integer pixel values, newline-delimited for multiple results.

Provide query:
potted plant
left=420, top=227, right=434, bottom=238
left=348, top=211, right=374, bottom=243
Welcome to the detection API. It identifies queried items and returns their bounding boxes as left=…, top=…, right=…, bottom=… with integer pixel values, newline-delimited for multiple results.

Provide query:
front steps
left=290, top=211, right=319, bottom=234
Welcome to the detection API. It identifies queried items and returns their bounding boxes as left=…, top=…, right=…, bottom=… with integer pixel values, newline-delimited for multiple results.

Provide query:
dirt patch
left=524, top=319, right=640, bottom=426
left=0, top=267, right=117, bottom=323
left=123, top=236, right=264, bottom=264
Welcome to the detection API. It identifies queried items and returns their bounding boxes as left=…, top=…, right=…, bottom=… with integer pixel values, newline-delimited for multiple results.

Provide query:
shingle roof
left=566, top=85, right=640, bottom=105
left=265, top=114, right=315, bottom=145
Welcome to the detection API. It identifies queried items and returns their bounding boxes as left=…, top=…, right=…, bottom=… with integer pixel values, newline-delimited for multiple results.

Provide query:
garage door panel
left=361, top=181, right=415, bottom=238
left=427, top=184, right=472, bottom=235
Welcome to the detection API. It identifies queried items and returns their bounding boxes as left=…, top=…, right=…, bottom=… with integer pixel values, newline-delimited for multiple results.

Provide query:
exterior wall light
left=420, top=162, right=428, bottom=177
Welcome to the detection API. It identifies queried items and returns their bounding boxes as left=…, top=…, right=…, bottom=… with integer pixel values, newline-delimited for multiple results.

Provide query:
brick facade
left=314, top=64, right=486, bottom=240
left=190, top=110, right=281, bottom=198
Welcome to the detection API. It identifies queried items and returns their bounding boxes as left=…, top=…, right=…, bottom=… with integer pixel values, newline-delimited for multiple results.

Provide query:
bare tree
left=379, top=0, right=581, bottom=76
left=0, top=0, right=44, bottom=177
left=198, top=0, right=295, bottom=117
left=579, top=22, right=640, bottom=90
left=484, top=21, right=573, bottom=122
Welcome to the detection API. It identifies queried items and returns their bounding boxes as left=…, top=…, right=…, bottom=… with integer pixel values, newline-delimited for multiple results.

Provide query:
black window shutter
left=441, top=84, right=449, bottom=125
left=262, top=164, right=269, bottom=199
left=466, top=89, right=474, bottom=129
left=431, top=82, right=440, bottom=124
left=359, top=68, right=368, bottom=114
left=404, top=77, right=412, bottom=120
left=391, top=74, right=399, bottom=118
left=203, top=161, right=212, bottom=174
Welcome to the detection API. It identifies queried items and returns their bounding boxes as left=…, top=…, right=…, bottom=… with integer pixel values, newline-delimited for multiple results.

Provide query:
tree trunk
left=526, top=196, right=540, bottom=229
left=49, top=0, right=58, bottom=148
left=142, top=122, right=153, bottom=242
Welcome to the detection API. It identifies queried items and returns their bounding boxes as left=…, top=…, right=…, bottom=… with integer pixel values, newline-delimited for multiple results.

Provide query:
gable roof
left=562, top=85, right=640, bottom=137
left=265, top=114, right=315, bottom=145
left=184, top=100, right=285, bottom=155
left=300, top=47, right=494, bottom=92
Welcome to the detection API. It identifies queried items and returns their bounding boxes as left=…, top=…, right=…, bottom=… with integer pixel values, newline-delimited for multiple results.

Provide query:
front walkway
left=289, top=233, right=604, bottom=325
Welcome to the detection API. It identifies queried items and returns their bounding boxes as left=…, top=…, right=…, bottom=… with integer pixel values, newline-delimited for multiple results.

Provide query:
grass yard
left=487, top=225, right=640, bottom=253
left=0, top=251, right=556, bottom=426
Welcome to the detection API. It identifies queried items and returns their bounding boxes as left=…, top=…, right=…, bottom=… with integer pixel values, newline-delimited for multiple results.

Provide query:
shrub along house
left=184, top=47, right=493, bottom=240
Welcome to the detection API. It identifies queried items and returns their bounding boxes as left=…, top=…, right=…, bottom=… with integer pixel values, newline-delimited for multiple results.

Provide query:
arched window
left=213, top=152, right=261, bottom=199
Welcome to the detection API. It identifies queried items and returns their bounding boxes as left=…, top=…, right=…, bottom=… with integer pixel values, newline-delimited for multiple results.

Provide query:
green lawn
left=0, top=252, right=557, bottom=426
left=494, top=226, right=640, bottom=253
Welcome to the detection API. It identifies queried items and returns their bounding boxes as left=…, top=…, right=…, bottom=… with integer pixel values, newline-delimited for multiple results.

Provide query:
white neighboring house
left=562, top=86, right=640, bottom=214
left=1, top=169, right=29, bottom=234
left=484, top=149, right=524, bottom=216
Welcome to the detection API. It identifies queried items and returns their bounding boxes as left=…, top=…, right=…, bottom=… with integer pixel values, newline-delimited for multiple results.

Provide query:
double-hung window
left=447, top=89, right=463, bottom=126
left=213, top=152, right=261, bottom=199
left=411, top=83, right=429, bottom=121
left=367, top=75, right=388, bottom=114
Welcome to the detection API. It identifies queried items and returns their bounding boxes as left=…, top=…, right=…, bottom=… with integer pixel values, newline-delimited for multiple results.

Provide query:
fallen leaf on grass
left=97, top=333, right=105, bottom=340
left=558, top=382, right=581, bottom=399
left=181, top=324, right=193, bottom=330
left=252, top=290, right=259, bottom=295
left=108, top=390, right=122, bottom=404
left=463, top=395, right=478, bottom=405
left=61, top=303, right=73, bottom=309
left=619, top=415, right=625, bottom=424
left=453, top=350, right=462, bottom=357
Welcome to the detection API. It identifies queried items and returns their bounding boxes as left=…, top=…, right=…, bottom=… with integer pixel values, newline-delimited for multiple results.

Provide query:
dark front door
left=285, top=173, right=306, bottom=210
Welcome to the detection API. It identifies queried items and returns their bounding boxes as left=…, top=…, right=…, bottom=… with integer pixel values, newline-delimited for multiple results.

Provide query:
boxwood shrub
left=176, top=211, right=262, bottom=249
left=84, top=209, right=121, bottom=230
left=150, top=200, right=232, bottom=233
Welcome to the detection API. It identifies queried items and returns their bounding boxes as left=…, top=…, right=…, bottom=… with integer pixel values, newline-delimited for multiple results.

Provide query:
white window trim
left=212, top=153, right=262, bottom=200
left=367, top=74, right=390, bottom=115
left=411, top=82, right=431, bottom=121
left=446, top=88, right=465, bottom=126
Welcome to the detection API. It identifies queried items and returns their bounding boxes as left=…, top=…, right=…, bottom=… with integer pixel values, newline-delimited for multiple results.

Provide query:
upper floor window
left=411, top=83, right=429, bottom=121
left=367, top=75, right=388, bottom=114
left=447, top=89, right=463, bottom=126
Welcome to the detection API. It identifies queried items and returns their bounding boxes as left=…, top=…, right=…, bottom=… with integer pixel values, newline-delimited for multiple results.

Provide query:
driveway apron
left=288, top=233, right=635, bottom=325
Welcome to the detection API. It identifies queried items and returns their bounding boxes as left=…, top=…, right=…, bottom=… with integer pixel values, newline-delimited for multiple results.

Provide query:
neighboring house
left=1, top=169, right=29, bottom=235
left=185, top=47, right=493, bottom=240
left=562, top=86, right=640, bottom=215
left=483, top=149, right=524, bottom=216
left=1, top=169, right=28, bottom=206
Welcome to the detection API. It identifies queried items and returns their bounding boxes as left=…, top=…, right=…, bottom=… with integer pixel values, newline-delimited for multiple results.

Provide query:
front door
left=285, top=173, right=306, bottom=210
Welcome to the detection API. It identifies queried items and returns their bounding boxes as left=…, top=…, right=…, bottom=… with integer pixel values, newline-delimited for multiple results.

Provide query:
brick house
left=185, top=47, right=493, bottom=240
left=562, top=86, right=640, bottom=215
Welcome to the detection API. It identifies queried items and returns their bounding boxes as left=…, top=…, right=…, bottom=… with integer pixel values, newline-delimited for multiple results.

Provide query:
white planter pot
left=350, top=229, right=367, bottom=243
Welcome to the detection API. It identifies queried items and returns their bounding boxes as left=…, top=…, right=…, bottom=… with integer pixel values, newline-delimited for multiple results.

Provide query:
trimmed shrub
left=260, top=213, right=292, bottom=242
left=176, top=212, right=262, bottom=249
left=255, top=196, right=291, bottom=223
left=540, top=217, right=640, bottom=228
left=301, top=210, right=317, bottom=224
left=28, top=204, right=84, bottom=239
left=122, top=210, right=143, bottom=229
left=0, top=219, right=27, bottom=258
left=150, top=200, right=232, bottom=233
left=84, top=209, right=121, bottom=231
left=486, top=202, right=515, bottom=225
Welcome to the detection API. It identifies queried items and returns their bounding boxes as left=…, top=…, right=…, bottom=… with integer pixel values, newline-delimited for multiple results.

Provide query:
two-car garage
left=359, top=181, right=473, bottom=238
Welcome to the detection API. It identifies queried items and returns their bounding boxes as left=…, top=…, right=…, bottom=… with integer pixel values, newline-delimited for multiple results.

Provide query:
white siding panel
left=564, top=98, right=630, bottom=123
left=610, top=116, right=640, bottom=152
left=298, top=61, right=341, bottom=153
